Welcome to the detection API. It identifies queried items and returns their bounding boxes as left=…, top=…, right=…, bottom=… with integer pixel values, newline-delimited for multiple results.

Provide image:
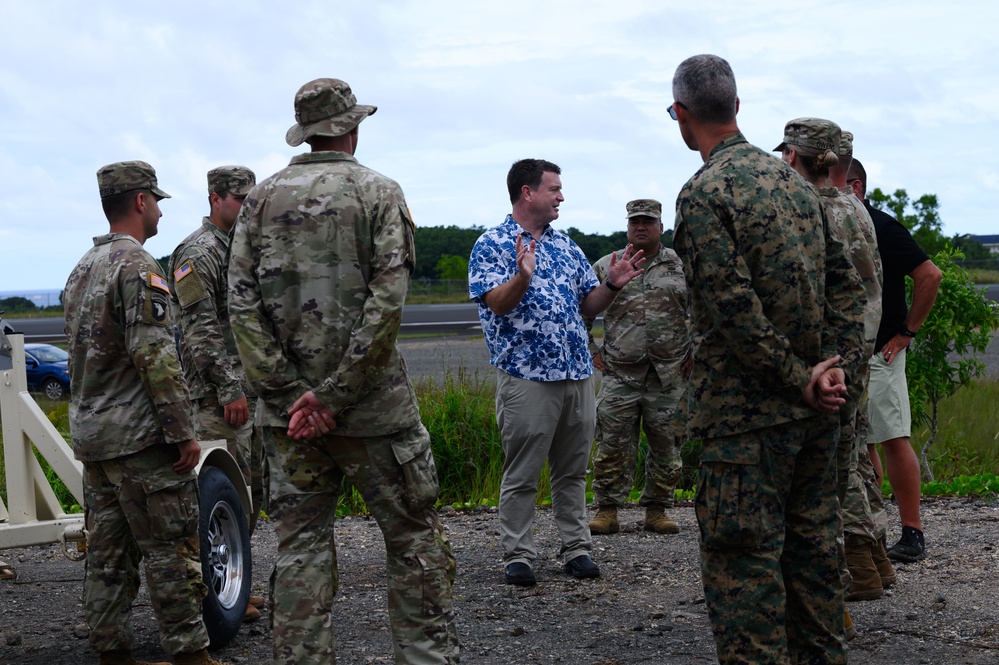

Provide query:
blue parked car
left=24, top=343, right=70, bottom=400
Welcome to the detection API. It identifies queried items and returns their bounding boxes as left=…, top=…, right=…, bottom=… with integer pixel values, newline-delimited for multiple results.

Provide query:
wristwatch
left=899, top=324, right=917, bottom=338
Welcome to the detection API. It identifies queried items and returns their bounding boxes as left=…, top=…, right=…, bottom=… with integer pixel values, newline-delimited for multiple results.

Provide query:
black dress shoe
left=563, top=555, right=601, bottom=579
left=504, top=562, right=536, bottom=586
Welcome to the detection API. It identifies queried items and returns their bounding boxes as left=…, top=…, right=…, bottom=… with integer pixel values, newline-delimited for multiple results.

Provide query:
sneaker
left=886, top=526, right=926, bottom=562
left=563, top=554, right=601, bottom=579
left=504, top=562, right=536, bottom=587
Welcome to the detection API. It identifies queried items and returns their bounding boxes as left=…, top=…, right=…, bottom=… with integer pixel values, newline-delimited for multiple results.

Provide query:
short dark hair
left=847, top=158, right=867, bottom=194
left=672, top=54, right=738, bottom=125
left=507, top=159, right=561, bottom=204
left=101, top=189, right=149, bottom=222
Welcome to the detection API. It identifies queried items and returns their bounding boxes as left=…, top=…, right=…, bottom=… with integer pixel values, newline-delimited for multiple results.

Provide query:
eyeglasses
left=668, top=101, right=687, bottom=121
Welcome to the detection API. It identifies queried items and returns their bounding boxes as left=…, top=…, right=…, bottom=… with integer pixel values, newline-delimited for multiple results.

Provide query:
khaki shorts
left=866, top=349, right=910, bottom=444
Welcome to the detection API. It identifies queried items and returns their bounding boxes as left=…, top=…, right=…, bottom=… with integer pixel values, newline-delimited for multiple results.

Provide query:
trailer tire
left=198, top=465, right=252, bottom=649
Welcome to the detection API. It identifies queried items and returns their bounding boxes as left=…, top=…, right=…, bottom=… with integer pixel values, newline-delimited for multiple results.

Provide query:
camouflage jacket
left=64, top=233, right=195, bottom=461
left=673, top=133, right=865, bottom=439
left=169, top=217, right=247, bottom=405
left=585, top=244, right=691, bottom=387
left=228, top=150, right=421, bottom=436
left=828, top=186, right=883, bottom=356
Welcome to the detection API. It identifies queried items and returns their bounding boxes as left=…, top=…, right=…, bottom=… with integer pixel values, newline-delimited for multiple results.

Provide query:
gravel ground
left=2, top=498, right=998, bottom=665
left=3, top=334, right=997, bottom=664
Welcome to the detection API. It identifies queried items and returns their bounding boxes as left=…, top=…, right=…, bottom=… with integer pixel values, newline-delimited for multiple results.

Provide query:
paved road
left=5, top=303, right=486, bottom=342
left=8, top=286, right=998, bottom=383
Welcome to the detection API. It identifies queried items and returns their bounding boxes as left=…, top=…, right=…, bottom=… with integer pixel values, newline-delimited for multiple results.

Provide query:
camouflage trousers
left=860, top=444, right=889, bottom=540
left=196, top=394, right=265, bottom=532
left=842, top=381, right=878, bottom=544
left=265, top=423, right=459, bottom=665
left=696, top=417, right=846, bottom=665
left=836, top=362, right=869, bottom=507
left=82, top=445, right=208, bottom=656
left=591, top=367, right=684, bottom=508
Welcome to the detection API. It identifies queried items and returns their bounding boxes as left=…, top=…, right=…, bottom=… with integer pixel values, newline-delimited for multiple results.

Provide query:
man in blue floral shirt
left=468, top=158, right=645, bottom=586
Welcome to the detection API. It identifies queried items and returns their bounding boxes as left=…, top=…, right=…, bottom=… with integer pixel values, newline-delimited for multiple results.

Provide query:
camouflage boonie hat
left=626, top=199, right=662, bottom=220
left=97, top=161, right=171, bottom=199
left=207, top=165, right=256, bottom=196
left=285, top=78, right=377, bottom=147
left=837, top=130, right=854, bottom=157
left=773, top=117, right=841, bottom=156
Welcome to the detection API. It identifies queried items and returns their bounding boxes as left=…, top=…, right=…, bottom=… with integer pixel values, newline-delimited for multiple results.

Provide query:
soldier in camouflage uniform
left=227, top=78, right=459, bottom=664
left=169, top=165, right=265, bottom=621
left=669, top=56, right=866, bottom=664
left=776, top=119, right=887, bottom=603
left=585, top=198, right=692, bottom=536
left=830, top=132, right=896, bottom=593
left=64, top=161, right=226, bottom=665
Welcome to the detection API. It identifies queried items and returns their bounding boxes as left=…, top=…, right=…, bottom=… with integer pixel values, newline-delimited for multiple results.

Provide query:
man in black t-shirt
left=848, top=159, right=942, bottom=562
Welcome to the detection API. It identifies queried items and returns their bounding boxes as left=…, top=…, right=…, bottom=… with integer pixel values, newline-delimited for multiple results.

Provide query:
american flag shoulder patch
left=173, top=261, right=194, bottom=283
left=149, top=273, right=170, bottom=293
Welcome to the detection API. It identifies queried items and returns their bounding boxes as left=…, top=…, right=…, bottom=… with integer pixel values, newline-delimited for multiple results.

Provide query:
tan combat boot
left=870, top=539, right=896, bottom=588
left=588, top=506, right=619, bottom=534
left=845, top=535, right=884, bottom=601
left=98, top=651, right=169, bottom=665
left=844, top=609, right=856, bottom=640
left=173, top=649, right=232, bottom=665
left=643, top=506, right=680, bottom=534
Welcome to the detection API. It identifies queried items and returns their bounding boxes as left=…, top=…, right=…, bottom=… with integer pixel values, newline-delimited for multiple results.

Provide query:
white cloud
left=0, top=0, right=997, bottom=290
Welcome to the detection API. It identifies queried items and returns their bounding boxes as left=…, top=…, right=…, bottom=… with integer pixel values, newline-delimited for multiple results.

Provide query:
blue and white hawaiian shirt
left=468, top=215, right=598, bottom=381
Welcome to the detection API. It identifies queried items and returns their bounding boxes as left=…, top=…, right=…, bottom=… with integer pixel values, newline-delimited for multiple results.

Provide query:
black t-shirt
left=866, top=201, right=930, bottom=353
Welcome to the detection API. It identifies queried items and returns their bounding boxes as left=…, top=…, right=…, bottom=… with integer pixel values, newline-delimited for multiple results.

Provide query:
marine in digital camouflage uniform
left=64, top=161, right=219, bottom=665
left=227, top=78, right=458, bottom=665
left=585, top=199, right=692, bottom=536
left=169, top=165, right=265, bottom=534
left=670, top=56, right=866, bottom=664
left=777, top=120, right=888, bottom=602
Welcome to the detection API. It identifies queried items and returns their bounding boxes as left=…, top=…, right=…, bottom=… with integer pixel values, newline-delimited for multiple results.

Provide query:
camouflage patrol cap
left=626, top=199, right=662, bottom=220
left=285, top=78, right=377, bottom=147
left=207, top=165, right=256, bottom=196
left=96, top=161, right=171, bottom=199
left=837, top=131, right=854, bottom=157
left=773, top=117, right=841, bottom=156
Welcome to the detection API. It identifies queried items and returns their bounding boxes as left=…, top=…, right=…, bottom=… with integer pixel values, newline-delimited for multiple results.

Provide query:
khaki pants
left=495, top=371, right=595, bottom=565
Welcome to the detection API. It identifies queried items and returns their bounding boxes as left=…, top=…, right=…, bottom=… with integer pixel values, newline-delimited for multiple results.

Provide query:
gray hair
left=672, top=54, right=738, bottom=125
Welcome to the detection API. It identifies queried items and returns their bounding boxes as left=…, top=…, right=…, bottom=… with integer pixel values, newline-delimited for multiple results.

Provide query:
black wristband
left=605, top=280, right=622, bottom=292
left=899, top=325, right=917, bottom=338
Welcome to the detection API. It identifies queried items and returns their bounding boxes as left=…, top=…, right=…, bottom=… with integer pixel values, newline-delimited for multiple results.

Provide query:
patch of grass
left=970, top=269, right=999, bottom=284
left=417, top=367, right=506, bottom=507
left=405, top=293, right=471, bottom=305
left=911, top=379, right=999, bottom=479
left=0, top=397, right=78, bottom=513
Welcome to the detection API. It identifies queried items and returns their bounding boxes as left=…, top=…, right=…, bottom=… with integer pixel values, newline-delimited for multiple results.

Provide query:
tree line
left=1, top=189, right=991, bottom=317
left=408, top=224, right=673, bottom=281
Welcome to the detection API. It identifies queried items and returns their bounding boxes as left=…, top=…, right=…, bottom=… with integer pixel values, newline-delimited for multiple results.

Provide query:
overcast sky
left=2, top=0, right=997, bottom=292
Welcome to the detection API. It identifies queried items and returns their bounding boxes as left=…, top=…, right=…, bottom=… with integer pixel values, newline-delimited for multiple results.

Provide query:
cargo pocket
left=143, top=471, right=200, bottom=543
left=696, top=434, right=763, bottom=550
left=417, top=553, right=452, bottom=617
left=390, top=429, right=440, bottom=512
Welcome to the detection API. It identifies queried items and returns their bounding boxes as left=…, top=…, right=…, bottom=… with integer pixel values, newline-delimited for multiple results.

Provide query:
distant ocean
left=0, top=288, right=63, bottom=308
